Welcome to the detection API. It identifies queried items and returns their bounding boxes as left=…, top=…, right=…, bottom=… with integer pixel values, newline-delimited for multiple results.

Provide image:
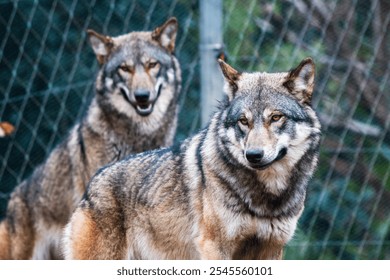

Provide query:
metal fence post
left=199, top=0, right=224, bottom=127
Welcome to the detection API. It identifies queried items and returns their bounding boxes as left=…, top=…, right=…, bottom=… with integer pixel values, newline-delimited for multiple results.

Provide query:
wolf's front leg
left=256, top=246, right=284, bottom=260
left=196, top=217, right=229, bottom=260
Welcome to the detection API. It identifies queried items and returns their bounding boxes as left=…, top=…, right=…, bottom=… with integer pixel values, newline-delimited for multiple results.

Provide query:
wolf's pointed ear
left=87, top=29, right=114, bottom=65
left=152, top=17, right=178, bottom=53
left=283, top=57, right=315, bottom=105
left=218, top=59, right=241, bottom=101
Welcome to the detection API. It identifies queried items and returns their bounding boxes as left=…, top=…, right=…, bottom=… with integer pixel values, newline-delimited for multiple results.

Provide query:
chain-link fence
left=0, top=0, right=389, bottom=260
left=0, top=0, right=200, bottom=213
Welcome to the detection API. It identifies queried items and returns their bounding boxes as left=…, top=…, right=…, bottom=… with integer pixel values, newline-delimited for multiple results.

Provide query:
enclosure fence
left=0, top=0, right=389, bottom=259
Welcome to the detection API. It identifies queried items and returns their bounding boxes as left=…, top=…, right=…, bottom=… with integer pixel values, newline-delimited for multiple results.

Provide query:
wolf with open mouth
left=0, top=17, right=181, bottom=260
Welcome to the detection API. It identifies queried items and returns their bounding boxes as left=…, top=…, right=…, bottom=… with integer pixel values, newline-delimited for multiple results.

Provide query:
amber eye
left=119, top=65, right=133, bottom=73
left=271, top=115, right=283, bottom=122
left=239, top=117, right=249, bottom=126
left=148, top=61, right=158, bottom=69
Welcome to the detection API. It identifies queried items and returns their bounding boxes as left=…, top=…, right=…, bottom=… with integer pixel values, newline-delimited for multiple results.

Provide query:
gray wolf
left=0, top=17, right=181, bottom=259
left=63, top=57, right=321, bottom=260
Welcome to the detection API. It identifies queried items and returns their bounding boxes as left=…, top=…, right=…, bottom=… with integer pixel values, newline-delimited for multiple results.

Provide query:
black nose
left=245, top=149, right=264, bottom=164
left=134, top=89, right=150, bottom=104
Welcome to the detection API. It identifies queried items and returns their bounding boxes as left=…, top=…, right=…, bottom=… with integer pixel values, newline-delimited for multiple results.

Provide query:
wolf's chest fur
left=231, top=216, right=299, bottom=259
left=205, top=170, right=302, bottom=259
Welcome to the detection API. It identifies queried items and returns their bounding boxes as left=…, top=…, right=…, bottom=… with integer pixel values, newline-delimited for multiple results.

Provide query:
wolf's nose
left=245, top=149, right=264, bottom=164
left=134, top=89, right=150, bottom=104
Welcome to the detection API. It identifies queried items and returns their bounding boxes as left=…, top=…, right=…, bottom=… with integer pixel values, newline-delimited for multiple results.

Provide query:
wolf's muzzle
left=121, top=85, right=163, bottom=117
left=132, top=89, right=153, bottom=116
left=134, top=89, right=150, bottom=104
left=247, top=147, right=288, bottom=170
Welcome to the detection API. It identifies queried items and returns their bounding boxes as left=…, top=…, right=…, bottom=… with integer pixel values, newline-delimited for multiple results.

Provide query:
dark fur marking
left=77, top=125, right=87, bottom=166
left=259, top=152, right=314, bottom=216
left=282, top=80, right=295, bottom=93
left=232, top=235, right=261, bottom=260
left=175, top=150, right=190, bottom=206
left=213, top=171, right=259, bottom=218
left=196, top=131, right=207, bottom=187
left=217, top=96, right=231, bottom=111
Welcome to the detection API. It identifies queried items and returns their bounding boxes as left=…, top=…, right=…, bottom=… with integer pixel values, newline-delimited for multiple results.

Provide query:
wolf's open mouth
left=120, top=84, right=163, bottom=117
left=135, top=103, right=153, bottom=116
left=120, top=88, right=155, bottom=117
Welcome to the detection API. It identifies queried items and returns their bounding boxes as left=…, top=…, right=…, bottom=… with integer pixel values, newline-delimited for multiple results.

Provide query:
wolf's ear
left=218, top=59, right=241, bottom=101
left=283, top=57, right=315, bottom=105
left=87, top=29, right=114, bottom=65
left=152, top=17, right=178, bottom=53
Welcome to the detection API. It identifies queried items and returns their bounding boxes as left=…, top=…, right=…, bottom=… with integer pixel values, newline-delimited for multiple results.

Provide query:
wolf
left=0, top=17, right=181, bottom=259
left=63, top=57, right=321, bottom=260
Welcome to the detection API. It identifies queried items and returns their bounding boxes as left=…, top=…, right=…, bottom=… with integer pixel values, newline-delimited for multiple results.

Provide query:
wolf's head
left=217, top=58, right=321, bottom=172
left=88, top=18, right=181, bottom=120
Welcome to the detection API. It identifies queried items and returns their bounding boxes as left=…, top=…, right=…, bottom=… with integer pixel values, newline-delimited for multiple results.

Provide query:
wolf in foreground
left=64, top=58, right=321, bottom=260
left=0, top=17, right=181, bottom=259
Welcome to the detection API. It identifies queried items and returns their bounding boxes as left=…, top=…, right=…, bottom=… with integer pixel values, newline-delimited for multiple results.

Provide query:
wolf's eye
left=239, top=117, right=249, bottom=126
left=271, top=115, right=283, bottom=122
left=119, top=65, right=133, bottom=73
left=148, top=61, right=158, bottom=69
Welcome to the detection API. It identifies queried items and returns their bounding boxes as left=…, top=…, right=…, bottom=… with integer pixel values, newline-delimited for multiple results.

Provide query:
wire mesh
left=0, top=0, right=389, bottom=259
left=222, top=0, right=390, bottom=260
left=0, top=0, right=200, bottom=197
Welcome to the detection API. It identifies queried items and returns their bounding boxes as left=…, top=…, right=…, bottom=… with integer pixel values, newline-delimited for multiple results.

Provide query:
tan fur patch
left=197, top=194, right=225, bottom=259
left=68, top=206, right=128, bottom=260
left=0, top=222, right=10, bottom=259
left=70, top=209, right=99, bottom=260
